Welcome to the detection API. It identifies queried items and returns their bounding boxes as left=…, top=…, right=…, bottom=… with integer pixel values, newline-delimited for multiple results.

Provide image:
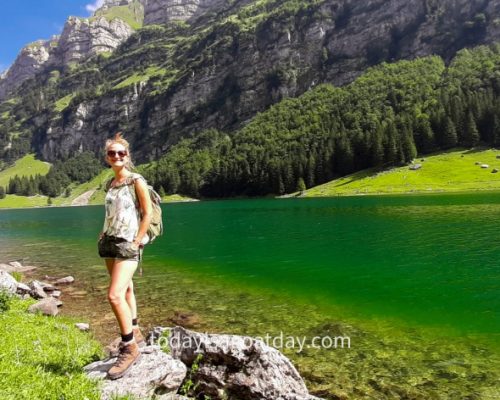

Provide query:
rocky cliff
left=0, top=6, right=137, bottom=101
left=55, top=16, right=133, bottom=65
left=0, top=40, right=54, bottom=100
left=142, top=0, right=227, bottom=25
left=2, top=0, right=500, bottom=163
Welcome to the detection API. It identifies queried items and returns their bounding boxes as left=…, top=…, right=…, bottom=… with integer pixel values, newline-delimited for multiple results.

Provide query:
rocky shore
left=0, top=261, right=323, bottom=400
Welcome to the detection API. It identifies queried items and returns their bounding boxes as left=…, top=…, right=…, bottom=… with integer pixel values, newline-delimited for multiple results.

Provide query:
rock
left=84, top=345, right=187, bottom=400
left=0, top=262, right=37, bottom=273
left=497, top=155, right=500, bottom=159
left=168, top=310, right=202, bottom=329
left=42, top=283, right=57, bottom=293
left=28, top=280, right=49, bottom=299
left=169, top=326, right=311, bottom=399
left=492, top=168, right=498, bottom=173
left=481, top=164, right=489, bottom=168
left=409, top=163, right=422, bottom=170
left=75, top=323, right=90, bottom=331
left=475, top=162, right=481, bottom=165
left=8, top=261, right=23, bottom=269
left=16, top=282, right=32, bottom=294
left=51, top=290, right=62, bottom=298
left=55, top=276, right=75, bottom=284
left=0, top=271, right=18, bottom=294
left=28, top=297, right=59, bottom=316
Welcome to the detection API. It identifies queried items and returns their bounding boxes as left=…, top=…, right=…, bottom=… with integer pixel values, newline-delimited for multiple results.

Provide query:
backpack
left=105, top=173, right=163, bottom=244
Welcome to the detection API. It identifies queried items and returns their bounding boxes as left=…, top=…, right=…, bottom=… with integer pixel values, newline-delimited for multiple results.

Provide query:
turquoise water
left=1, top=194, right=497, bottom=337
left=1, top=194, right=499, bottom=398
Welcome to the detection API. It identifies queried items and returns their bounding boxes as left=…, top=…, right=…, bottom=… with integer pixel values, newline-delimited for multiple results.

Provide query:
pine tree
left=383, top=121, right=399, bottom=164
left=493, top=115, right=500, bottom=147
left=442, top=117, right=458, bottom=149
left=463, top=111, right=480, bottom=147
left=400, top=127, right=417, bottom=163
left=0, top=186, right=5, bottom=199
left=371, top=126, right=385, bottom=166
left=296, top=177, right=306, bottom=193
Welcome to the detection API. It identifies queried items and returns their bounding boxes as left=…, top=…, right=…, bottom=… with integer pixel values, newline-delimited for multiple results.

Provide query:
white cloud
left=85, top=0, right=105, bottom=14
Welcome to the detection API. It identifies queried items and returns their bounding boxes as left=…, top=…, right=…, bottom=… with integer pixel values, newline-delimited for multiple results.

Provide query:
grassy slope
left=303, top=148, right=500, bottom=197
left=0, top=154, right=50, bottom=188
left=93, top=0, right=144, bottom=30
left=0, top=296, right=102, bottom=400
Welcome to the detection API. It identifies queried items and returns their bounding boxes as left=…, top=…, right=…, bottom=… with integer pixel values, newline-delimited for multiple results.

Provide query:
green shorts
left=98, top=235, right=142, bottom=261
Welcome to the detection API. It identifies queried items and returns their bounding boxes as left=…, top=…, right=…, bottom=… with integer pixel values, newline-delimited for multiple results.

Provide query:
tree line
left=2, top=44, right=500, bottom=200
left=4, top=152, right=101, bottom=198
left=140, top=44, right=500, bottom=197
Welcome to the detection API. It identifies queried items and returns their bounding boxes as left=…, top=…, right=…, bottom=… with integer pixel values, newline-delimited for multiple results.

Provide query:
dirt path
left=71, top=190, right=96, bottom=206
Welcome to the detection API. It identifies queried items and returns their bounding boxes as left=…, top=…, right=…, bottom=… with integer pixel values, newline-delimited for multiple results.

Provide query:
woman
left=97, top=132, right=152, bottom=380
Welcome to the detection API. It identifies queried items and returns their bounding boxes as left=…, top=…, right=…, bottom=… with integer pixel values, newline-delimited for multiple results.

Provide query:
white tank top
left=102, top=173, right=147, bottom=243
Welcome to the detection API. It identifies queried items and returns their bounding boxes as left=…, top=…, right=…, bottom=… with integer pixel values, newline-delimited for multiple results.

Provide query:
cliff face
left=2, top=0, right=500, bottom=163
left=142, top=0, right=226, bottom=25
left=55, top=16, right=133, bottom=65
left=0, top=40, right=53, bottom=100
left=0, top=10, right=135, bottom=101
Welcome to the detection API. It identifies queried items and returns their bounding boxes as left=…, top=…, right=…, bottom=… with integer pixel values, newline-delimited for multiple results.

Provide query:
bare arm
left=133, top=177, right=153, bottom=246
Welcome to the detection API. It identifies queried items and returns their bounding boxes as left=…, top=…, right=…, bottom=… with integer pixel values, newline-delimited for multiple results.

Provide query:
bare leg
left=126, top=280, right=137, bottom=321
left=107, top=259, right=138, bottom=335
left=106, top=259, right=137, bottom=321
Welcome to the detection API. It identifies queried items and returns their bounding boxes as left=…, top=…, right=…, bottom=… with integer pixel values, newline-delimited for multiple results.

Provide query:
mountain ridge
left=1, top=0, right=499, bottom=166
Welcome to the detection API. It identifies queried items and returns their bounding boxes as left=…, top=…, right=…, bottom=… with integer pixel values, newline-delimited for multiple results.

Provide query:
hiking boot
left=107, top=340, right=140, bottom=380
left=106, top=327, right=145, bottom=357
left=133, top=326, right=145, bottom=345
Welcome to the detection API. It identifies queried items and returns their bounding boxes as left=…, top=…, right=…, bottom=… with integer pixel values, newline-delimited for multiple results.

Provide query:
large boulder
left=168, top=326, right=312, bottom=400
left=85, top=345, right=187, bottom=400
left=0, top=270, right=18, bottom=294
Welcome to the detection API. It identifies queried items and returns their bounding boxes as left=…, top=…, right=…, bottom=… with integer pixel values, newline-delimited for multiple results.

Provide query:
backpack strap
left=126, top=173, right=145, bottom=209
left=104, top=177, right=114, bottom=192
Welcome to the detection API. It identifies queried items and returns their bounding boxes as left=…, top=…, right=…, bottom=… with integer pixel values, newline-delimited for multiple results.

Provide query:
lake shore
left=5, top=257, right=499, bottom=400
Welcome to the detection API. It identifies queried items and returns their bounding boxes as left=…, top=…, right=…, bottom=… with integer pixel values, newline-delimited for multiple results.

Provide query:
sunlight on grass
left=303, top=148, right=500, bottom=197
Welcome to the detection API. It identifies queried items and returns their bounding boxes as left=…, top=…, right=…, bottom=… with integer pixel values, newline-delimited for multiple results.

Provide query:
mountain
left=0, top=0, right=499, bottom=169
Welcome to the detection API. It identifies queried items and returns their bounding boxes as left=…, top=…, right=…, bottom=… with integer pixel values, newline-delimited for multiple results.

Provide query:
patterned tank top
left=102, top=173, right=148, bottom=243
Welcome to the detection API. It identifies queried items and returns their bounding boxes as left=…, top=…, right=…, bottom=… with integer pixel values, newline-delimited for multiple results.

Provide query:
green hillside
left=0, top=154, right=50, bottom=188
left=302, top=148, right=500, bottom=197
left=93, top=0, right=144, bottom=30
left=0, top=166, right=197, bottom=209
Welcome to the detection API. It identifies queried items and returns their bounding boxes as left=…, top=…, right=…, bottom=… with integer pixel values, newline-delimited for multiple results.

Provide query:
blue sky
left=0, top=1, right=105, bottom=73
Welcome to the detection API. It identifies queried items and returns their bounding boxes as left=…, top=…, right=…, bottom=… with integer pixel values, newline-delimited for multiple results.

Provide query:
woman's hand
left=132, top=237, right=142, bottom=249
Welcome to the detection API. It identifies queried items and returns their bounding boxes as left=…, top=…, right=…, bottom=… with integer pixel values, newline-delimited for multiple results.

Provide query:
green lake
left=0, top=194, right=499, bottom=399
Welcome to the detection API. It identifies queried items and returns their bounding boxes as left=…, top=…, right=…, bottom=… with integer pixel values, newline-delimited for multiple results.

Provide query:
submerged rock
left=55, top=276, right=75, bottom=285
left=0, top=262, right=37, bottom=273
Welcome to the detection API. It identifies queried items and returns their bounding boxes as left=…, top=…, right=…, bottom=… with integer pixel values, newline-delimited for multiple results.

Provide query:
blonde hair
left=105, top=132, right=135, bottom=170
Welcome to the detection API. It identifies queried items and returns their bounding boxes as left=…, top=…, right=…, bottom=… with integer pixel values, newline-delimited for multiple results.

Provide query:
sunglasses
left=107, top=150, right=128, bottom=158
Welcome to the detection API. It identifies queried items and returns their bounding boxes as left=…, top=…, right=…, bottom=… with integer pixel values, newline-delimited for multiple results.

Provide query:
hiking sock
left=132, top=318, right=138, bottom=327
left=121, top=331, right=134, bottom=343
